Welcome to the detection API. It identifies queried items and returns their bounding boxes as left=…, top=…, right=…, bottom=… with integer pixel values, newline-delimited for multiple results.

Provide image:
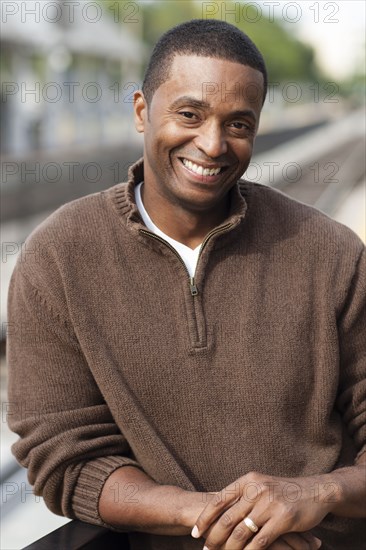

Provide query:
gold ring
left=243, top=516, right=259, bottom=533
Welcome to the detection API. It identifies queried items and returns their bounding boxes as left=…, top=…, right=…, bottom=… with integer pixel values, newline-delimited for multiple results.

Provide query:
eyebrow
left=169, top=95, right=257, bottom=123
left=169, top=96, right=211, bottom=110
left=230, top=109, right=257, bottom=123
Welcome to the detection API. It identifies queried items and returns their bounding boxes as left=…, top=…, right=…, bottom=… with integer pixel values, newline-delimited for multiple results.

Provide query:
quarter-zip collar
left=110, top=157, right=249, bottom=241
left=108, top=158, right=252, bottom=351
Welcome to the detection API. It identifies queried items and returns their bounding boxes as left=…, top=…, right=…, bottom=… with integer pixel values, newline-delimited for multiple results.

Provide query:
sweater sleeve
left=336, top=245, right=366, bottom=461
left=6, top=262, right=142, bottom=528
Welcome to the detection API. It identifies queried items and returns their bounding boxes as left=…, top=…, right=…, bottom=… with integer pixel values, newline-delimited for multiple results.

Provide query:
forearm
left=98, top=466, right=208, bottom=535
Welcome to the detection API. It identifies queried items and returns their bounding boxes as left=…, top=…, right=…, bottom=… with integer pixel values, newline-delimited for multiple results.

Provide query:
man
left=7, top=19, right=366, bottom=550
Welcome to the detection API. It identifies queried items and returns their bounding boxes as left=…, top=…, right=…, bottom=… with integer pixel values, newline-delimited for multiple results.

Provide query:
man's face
left=134, top=55, right=264, bottom=213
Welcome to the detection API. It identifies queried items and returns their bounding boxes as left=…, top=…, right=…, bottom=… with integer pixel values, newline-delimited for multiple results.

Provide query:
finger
left=280, top=532, right=322, bottom=550
left=220, top=513, right=266, bottom=550
left=299, top=531, right=322, bottom=545
left=192, top=483, right=242, bottom=538
left=295, top=532, right=322, bottom=549
left=219, top=517, right=261, bottom=550
left=245, top=524, right=322, bottom=550
left=202, top=500, right=257, bottom=549
left=267, top=540, right=293, bottom=550
left=244, top=518, right=282, bottom=550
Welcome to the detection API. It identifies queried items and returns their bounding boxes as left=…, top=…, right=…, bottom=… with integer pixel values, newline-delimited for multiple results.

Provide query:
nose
left=193, top=120, right=228, bottom=158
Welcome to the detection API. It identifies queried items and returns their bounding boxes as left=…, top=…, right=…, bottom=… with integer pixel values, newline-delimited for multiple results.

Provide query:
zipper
left=198, top=223, right=233, bottom=259
left=140, top=229, right=198, bottom=295
left=140, top=223, right=233, bottom=296
left=140, top=223, right=234, bottom=349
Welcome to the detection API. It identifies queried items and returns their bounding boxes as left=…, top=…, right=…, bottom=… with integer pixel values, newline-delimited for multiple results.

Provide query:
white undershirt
left=135, top=182, right=202, bottom=277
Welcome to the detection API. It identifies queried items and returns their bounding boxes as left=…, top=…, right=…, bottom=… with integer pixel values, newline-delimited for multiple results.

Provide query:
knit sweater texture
left=7, top=159, right=366, bottom=549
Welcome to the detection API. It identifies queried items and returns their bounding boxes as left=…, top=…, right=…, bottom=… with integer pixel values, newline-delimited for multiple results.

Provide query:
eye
left=179, top=111, right=198, bottom=120
left=230, top=121, right=249, bottom=130
left=228, top=121, right=255, bottom=136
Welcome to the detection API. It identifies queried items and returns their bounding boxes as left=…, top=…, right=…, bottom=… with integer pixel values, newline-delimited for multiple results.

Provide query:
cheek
left=234, top=140, right=254, bottom=161
left=153, top=118, right=196, bottom=147
left=162, top=124, right=193, bottom=145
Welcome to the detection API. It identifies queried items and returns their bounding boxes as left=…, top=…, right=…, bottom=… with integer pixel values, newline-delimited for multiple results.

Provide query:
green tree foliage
left=99, top=0, right=322, bottom=83
left=237, top=5, right=319, bottom=82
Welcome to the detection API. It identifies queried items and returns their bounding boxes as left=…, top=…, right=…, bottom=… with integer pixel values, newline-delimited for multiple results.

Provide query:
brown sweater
left=7, top=159, right=366, bottom=549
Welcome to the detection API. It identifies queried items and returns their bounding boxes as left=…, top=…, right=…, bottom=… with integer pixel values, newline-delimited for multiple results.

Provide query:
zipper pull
left=189, top=277, right=198, bottom=296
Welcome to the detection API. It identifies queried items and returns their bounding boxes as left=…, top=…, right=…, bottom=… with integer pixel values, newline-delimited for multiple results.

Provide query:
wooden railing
left=23, top=520, right=130, bottom=549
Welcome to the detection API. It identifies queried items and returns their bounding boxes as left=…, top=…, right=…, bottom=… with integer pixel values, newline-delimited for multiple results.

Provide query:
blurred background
left=1, top=1, right=365, bottom=547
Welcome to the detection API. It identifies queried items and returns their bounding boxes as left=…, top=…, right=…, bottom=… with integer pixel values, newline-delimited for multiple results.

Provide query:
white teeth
left=182, top=158, right=221, bottom=176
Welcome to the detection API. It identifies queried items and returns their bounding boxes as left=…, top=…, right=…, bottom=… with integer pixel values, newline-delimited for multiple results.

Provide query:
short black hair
left=142, top=19, right=267, bottom=106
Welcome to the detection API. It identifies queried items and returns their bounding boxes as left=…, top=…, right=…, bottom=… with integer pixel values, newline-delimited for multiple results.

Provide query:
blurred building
left=1, top=0, right=145, bottom=156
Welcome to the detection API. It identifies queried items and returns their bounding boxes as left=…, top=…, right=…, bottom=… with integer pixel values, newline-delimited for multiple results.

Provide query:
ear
left=134, top=90, right=147, bottom=133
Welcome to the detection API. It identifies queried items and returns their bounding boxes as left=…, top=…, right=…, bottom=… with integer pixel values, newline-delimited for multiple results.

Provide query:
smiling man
left=134, top=54, right=263, bottom=250
left=7, top=19, right=366, bottom=550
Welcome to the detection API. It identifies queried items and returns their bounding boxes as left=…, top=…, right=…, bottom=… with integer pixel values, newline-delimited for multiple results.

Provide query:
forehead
left=152, top=54, right=264, bottom=111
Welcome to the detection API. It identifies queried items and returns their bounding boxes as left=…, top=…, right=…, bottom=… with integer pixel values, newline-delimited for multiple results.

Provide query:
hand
left=199, top=512, right=322, bottom=549
left=191, top=471, right=336, bottom=549
left=264, top=532, right=322, bottom=549
left=200, top=530, right=321, bottom=550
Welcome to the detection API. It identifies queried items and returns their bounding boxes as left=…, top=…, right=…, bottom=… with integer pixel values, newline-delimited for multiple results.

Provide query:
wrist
left=312, top=472, right=345, bottom=515
left=178, top=490, right=215, bottom=529
left=319, top=463, right=366, bottom=517
left=135, top=484, right=207, bottom=535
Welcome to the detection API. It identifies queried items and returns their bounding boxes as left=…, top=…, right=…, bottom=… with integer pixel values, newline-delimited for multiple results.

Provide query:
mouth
left=179, top=158, right=229, bottom=178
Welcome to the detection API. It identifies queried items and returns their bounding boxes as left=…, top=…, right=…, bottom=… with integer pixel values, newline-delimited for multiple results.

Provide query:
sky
left=255, top=0, right=365, bottom=79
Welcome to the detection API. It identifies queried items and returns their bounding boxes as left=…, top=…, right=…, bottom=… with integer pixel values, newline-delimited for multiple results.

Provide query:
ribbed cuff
left=72, top=456, right=142, bottom=528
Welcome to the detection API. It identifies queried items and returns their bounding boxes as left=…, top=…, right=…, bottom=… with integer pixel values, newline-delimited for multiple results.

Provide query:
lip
left=177, top=157, right=229, bottom=183
left=179, top=157, right=229, bottom=170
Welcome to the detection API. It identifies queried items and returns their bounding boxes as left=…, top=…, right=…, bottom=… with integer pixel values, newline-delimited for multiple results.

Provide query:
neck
left=141, top=184, right=230, bottom=249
